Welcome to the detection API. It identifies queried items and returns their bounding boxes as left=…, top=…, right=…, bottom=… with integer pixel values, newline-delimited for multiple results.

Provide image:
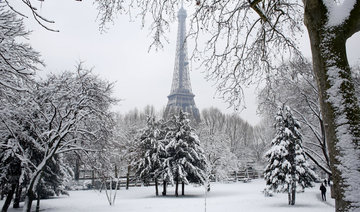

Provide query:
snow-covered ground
left=2, top=179, right=334, bottom=212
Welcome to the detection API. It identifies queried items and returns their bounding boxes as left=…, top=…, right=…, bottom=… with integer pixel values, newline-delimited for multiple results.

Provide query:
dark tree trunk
left=126, top=165, right=130, bottom=190
left=304, top=1, right=360, bottom=211
left=1, top=184, right=16, bottom=212
left=114, top=165, right=118, bottom=178
left=35, top=192, right=40, bottom=212
left=181, top=182, right=185, bottom=196
left=288, top=189, right=291, bottom=205
left=155, top=179, right=159, bottom=196
left=162, top=181, right=167, bottom=196
left=175, top=180, right=179, bottom=197
left=13, top=183, right=21, bottom=208
left=207, top=181, right=211, bottom=192
left=74, top=157, right=80, bottom=181
left=291, top=183, right=296, bottom=205
left=24, top=190, right=35, bottom=212
left=0, top=186, right=4, bottom=200
left=287, top=184, right=296, bottom=205
left=91, top=170, right=95, bottom=188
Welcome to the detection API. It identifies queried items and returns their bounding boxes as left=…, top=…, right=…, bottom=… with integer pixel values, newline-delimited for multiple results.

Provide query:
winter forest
left=1, top=1, right=360, bottom=212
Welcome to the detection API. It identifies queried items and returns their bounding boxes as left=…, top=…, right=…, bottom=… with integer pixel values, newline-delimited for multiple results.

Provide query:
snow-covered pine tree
left=134, top=116, right=167, bottom=196
left=164, top=111, right=207, bottom=196
left=264, top=105, right=317, bottom=205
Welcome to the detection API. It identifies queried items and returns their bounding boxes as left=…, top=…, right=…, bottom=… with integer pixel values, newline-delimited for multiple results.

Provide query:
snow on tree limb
left=323, top=0, right=357, bottom=27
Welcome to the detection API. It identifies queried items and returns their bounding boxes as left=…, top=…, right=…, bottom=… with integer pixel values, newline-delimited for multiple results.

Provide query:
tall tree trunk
left=288, top=188, right=291, bottom=205
left=23, top=169, right=44, bottom=212
left=1, top=185, right=4, bottom=200
left=175, top=180, right=179, bottom=197
left=91, top=170, right=95, bottom=189
left=162, top=181, right=167, bottom=196
left=182, top=182, right=185, bottom=196
left=13, top=183, right=21, bottom=209
left=114, top=164, right=118, bottom=178
left=23, top=190, right=35, bottom=212
left=74, top=157, right=80, bottom=181
left=155, top=179, right=159, bottom=196
left=291, top=182, right=296, bottom=205
left=304, top=1, right=360, bottom=211
left=35, top=192, right=40, bottom=212
left=126, top=165, right=130, bottom=190
left=1, top=184, right=16, bottom=212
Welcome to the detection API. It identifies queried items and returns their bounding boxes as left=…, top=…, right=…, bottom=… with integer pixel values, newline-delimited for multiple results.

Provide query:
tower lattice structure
left=164, top=6, right=200, bottom=122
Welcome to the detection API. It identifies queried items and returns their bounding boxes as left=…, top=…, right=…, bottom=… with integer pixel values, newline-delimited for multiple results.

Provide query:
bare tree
left=251, top=122, right=271, bottom=169
left=199, top=108, right=237, bottom=181
left=4, top=0, right=58, bottom=32
left=0, top=4, right=42, bottom=92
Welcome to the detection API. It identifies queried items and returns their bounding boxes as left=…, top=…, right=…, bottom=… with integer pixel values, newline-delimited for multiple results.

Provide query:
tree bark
left=126, top=165, right=130, bottom=190
left=23, top=190, right=35, bottom=212
left=114, top=165, right=118, bottom=178
left=288, top=188, right=291, bottom=205
left=304, top=1, right=360, bottom=211
left=91, top=170, right=95, bottom=189
left=181, top=182, right=185, bottom=196
left=23, top=169, right=43, bottom=212
left=291, top=182, right=296, bottom=205
left=13, top=183, right=21, bottom=209
left=287, top=183, right=296, bottom=206
left=1, top=184, right=16, bottom=212
left=0, top=185, right=4, bottom=200
left=319, top=119, right=330, bottom=170
left=35, top=192, right=40, bottom=212
left=74, top=157, right=80, bottom=181
left=175, top=180, right=179, bottom=197
left=155, top=179, right=159, bottom=196
left=162, top=181, right=167, bottom=196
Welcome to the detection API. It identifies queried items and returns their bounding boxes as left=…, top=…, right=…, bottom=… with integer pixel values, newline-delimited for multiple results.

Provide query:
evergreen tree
left=164, top=111, right=207, bottom=196
left=134, top=116, right=167, bottom=196
left=264, top=105, right=317, bottom=205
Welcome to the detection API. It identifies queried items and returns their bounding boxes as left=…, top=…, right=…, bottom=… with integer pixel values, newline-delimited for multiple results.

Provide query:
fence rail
left=227, top=169, right=262, bottom=182
left=75, top=169, right=263, bottom=190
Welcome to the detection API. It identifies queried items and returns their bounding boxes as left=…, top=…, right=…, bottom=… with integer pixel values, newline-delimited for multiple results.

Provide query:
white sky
left=16, top=1, right=360, bottom=126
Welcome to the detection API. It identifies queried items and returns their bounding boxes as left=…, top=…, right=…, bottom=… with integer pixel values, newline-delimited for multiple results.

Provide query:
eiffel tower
left=164, top=5, right=200, bottom=123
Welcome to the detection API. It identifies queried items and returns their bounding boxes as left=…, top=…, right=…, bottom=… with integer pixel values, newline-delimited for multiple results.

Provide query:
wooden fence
left=75, top=169, right=262, bottom=190
left=227, top=169, right=262, bottom=182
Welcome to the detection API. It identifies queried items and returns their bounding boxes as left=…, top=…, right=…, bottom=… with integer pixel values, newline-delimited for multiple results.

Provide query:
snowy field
left=2, top=179, right=334, bottom=212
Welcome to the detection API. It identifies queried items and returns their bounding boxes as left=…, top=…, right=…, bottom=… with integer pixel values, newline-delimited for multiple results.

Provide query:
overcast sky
left=17, top=1, right=360, bottom=126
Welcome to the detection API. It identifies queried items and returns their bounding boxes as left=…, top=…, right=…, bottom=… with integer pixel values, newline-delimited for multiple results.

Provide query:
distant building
left=164, top=6, right=200, bottom=123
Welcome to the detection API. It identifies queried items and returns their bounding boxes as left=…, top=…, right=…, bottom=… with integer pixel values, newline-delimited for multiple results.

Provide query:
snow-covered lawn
left=2, top=179, right=334, bottom=212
